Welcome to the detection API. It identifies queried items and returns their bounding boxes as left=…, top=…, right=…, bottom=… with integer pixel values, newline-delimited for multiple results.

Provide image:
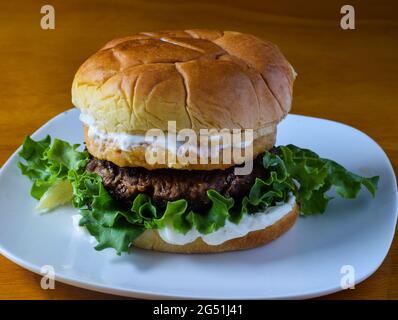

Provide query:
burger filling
left=18, top=136, right=379, bottom=254
left=85, top=155, right=267, bottom=212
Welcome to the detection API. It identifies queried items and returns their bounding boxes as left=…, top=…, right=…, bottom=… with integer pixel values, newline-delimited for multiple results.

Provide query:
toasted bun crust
left=133, top=203, right=299, bottom=253
left=73, top=29, right=295, bottom=133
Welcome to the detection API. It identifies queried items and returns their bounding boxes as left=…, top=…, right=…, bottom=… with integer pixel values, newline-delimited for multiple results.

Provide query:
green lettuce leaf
left=79, top=208, right=144, bottom=255
left=267, top=145, right=379, bottom=215
left=153, top=199, right=191, bottom=233
left=18, top=135, right=51, bottom=181
left=187, top=190, right=235, bottom=234
left=18, top=136, right=89, bottom=199
left=68, top=170, right=145, bottom=255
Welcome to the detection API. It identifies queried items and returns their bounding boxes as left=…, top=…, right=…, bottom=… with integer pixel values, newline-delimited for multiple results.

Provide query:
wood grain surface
left=0, top=0, right=397, bottom=299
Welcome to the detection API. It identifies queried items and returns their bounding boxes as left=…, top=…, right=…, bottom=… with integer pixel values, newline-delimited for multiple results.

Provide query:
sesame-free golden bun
left=72, top=29, right=296, bottom=169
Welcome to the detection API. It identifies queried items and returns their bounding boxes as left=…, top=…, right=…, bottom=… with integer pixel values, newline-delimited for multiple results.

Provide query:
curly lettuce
left=271, top=145, right=379, bottom=214
left=18, top=136, right=89, bottom=199
left=18, top=137, right=379, bottom=254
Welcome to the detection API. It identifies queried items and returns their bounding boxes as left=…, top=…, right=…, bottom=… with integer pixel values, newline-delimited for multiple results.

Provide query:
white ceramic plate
left=0, top=109, right=396, bottom=299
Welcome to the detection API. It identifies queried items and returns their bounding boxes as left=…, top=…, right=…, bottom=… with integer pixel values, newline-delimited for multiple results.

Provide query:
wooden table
left=0, top=0, right=397, bottom=299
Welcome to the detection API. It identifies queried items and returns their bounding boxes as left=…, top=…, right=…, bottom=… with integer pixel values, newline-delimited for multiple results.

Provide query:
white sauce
left=158, top=195, right=296, bottom=246
left=79, top=112, right=253, bottom=156
left=80, top=113, right=148, bottom=150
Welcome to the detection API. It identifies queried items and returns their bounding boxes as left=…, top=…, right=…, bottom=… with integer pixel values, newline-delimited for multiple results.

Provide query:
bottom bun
left=133, top=203, right=299, bottom=253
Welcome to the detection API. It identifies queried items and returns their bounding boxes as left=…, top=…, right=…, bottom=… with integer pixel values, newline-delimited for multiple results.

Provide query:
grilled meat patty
left=86, top=156, right=267, bottom=212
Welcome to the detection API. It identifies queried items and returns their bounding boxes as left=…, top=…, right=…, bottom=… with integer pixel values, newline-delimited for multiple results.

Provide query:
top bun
left=72, top=29, right=296, bottom=134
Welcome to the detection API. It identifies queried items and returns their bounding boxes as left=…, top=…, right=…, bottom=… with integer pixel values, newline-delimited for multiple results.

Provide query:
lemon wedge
left=35, top=179, right=73, bottom=213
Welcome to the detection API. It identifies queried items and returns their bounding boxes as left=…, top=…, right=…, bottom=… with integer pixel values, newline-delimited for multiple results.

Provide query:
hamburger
left=18, top=30, right=379, bottom=255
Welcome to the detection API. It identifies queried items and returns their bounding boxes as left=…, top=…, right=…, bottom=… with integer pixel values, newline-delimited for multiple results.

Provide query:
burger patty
left=86, top=156, right=268, bottom=212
